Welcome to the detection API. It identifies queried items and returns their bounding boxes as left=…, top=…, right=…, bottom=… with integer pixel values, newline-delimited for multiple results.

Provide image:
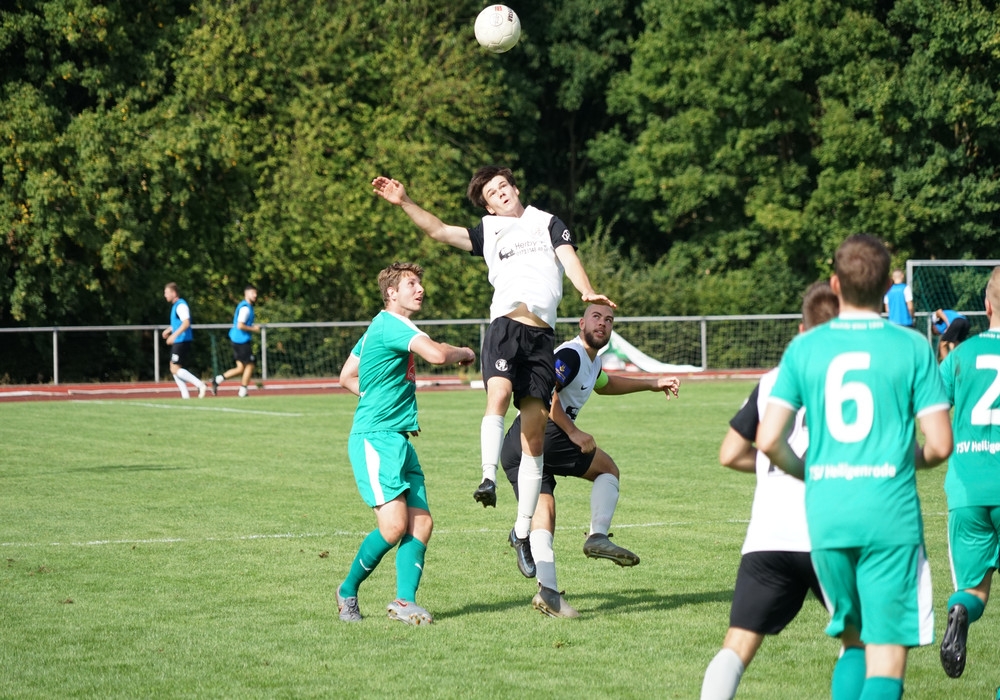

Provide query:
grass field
left=2, top=382, right=998, bottom=699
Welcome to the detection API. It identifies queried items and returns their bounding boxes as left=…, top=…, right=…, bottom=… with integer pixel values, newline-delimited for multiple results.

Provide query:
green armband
left=595, top=370, right=609, bottom=390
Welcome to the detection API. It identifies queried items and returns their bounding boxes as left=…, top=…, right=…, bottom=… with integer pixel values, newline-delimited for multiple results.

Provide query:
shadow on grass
left=435, top=588, right=733, bottom=620
left=67, top=464, right=190, bottom=472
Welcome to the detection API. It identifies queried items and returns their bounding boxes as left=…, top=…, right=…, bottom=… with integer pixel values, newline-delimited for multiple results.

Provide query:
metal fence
left=0, top=311, right=987, bottom=385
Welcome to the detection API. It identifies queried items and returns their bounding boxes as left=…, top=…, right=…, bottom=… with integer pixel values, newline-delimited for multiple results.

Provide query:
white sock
left=530, top=529, right=557, bottom=591
left=238, top=386, right=248, bottom=397
left=590, top=473, right=620, bottom=536
left=700, top=648, right=744, bottom=700
left=176, top=368, right=201, bottom=388
left=514, top=452, right=543, bottom=538
left=480, top=415, right=504, bottom=482
left=173, top=375, right=190, bottom=399
left=215, top=374, right=224, bottom=384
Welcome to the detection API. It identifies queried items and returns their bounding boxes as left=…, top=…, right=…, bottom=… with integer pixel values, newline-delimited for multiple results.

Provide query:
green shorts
left=811, top=544, right=934, bottom=647
left=347, top=431, right=429, bottom=510
left=947, top=506, right=1000, bottom=591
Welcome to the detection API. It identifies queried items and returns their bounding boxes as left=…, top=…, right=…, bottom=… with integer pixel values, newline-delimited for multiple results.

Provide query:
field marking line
left=74, top=400, right=303, bottom=417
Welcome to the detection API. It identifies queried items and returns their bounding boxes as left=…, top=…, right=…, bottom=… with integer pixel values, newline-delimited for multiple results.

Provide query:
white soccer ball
left=475, top=5, right=521, bottom=54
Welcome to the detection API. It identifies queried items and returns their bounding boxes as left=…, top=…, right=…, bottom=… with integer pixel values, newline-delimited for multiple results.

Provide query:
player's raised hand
left=371, top=176, right=407, bottom=205
left=657, top=376, right=680, bottom=399
left=582, top=292, right=617, bottom=309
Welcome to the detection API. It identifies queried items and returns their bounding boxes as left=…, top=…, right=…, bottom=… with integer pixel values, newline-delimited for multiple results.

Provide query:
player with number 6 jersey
left=937, top=265, right=1000, bottom=679
left=758, top=234, right=953, bottom=700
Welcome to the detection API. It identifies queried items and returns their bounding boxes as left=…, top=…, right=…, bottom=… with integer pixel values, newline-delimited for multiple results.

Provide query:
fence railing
left=0, top=311, right=987, bottom=385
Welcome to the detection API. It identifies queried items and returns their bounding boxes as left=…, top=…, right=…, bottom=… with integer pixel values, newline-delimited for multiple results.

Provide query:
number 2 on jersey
left=971, top=355, right=1000, bottom=426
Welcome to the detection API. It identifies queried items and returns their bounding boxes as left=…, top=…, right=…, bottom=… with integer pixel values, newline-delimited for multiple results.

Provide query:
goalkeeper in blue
left=335, top=262, right=476, bottom=625
left=758, top=234, right=953, bottom=700
left=938, top=265, right=1000, bottom=679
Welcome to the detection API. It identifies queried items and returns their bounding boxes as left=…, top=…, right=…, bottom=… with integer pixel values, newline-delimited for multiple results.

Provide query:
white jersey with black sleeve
left=553, top=336, right=603, bottom=421
left=467, top=205, right=576, bottom=328
left=729, top=367, right=811, bottom=554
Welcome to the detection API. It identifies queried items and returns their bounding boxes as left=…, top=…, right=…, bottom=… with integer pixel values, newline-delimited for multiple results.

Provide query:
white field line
left=74, top=400, right=303, bottom=417
left=0, top=514, right=948, bottom=549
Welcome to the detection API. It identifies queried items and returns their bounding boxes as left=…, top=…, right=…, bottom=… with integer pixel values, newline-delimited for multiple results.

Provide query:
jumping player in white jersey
left=937, top=265, right=1000, bottom=679
left=758, top=234, right=953, bottom=700
left=372, top=168, right=615, bottom=578
left=500, top=304, right=679, bottom=616
left=701, top=281, right=838, bottom=699
left=335, top=262, right=475, bottom=625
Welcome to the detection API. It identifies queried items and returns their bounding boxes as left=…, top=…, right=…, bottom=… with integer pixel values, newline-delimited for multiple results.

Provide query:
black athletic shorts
left=941, top=316, right=970, bottom=344
left=170, top=341, right=193, bottom=369
left=728, top=550, right=826, bottom=635
left=481, top=317, right=555, bottom=409
left=231, top=341, right=256, bottom=365
left=500, top=415, right=596, bottom=498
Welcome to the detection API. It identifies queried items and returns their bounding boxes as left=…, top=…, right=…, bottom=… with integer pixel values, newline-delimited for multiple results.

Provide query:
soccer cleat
left=386, top=598, right=433, bottom=625
left=583, top=533, right=640, bottom=567
left=940, top=603, right=969, bottom=678
left=336, top=585, right=363, bottom=622
left=238, top=386, right=248, bottom=398
left=508, top=528, right=535, bottom=578
left=532, top=584, right=580, bottom=619
left=197, top=384, right=207, bottom=399
left=473, top=478, right=497, bottom=508
left=211, top=377, right=219, bottom=396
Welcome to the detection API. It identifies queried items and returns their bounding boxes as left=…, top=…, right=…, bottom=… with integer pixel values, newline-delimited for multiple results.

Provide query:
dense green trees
left=2, top=0, right=998, bottom=339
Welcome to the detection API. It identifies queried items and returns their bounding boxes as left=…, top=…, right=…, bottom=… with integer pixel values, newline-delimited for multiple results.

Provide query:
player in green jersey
left=758, top=234, right=953, bottom=700
left=938, top=265, right=1000, bottom=678
left=335, top=262, right=476, bottom=625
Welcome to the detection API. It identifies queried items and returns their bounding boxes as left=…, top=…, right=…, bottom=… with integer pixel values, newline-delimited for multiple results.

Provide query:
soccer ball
left=475, top=5, right=521, bottom=54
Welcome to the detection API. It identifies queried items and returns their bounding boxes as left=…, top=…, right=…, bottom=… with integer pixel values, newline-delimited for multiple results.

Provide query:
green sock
left=340, top=530, right=394, bottom=598
left=394, top=534, right=427, bottom=602
left=948, top=590, right=986, bottom=622
left=858, top=676, right=902, bottom=700
left=831, top=647, right=866, bottom=700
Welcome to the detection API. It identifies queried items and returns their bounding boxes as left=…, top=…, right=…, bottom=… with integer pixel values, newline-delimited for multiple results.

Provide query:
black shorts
left=728, top=550, right=826, bottom=635
left=169, top=341, right=193, bottom=369
left=481, top=317, right=555, bottom=409
left=500, top=415, right=596, bottom=497
left=231, top=341, right=256, bottom=365
left=941, top=317, right=970, bottom=344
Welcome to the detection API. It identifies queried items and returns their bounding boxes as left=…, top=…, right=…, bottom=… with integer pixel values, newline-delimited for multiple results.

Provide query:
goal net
left=907, top=259, right=998, bottom=335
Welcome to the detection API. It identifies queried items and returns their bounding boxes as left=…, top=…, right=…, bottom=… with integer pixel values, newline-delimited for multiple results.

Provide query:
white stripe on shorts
left=364, top=439, right=386, bottom=505
left=917, top=545, right=934, bottom=646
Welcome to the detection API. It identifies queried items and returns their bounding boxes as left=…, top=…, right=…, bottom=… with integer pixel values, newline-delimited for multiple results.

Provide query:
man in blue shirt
left=213, top=285, right=261, bottom=397
left=162, top=282, right=207, bottom=399
left=883, top=269, right=914, bottom=327
left=933, top=308, right=970, bottom=361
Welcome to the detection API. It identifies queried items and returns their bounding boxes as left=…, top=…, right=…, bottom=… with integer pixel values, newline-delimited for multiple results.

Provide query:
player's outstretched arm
left=555, top=246, right=616, bottom=309
left=410, top=335, right=476, bottom=367
left=598, top=374, right=679, bottom=398
left=757, top=403, right=803, bottom=479
left=915, top=408, right=953, bottom=469
left=339, top=353, right=361, bottom=396
left=370, top=176, right=473, bottom=251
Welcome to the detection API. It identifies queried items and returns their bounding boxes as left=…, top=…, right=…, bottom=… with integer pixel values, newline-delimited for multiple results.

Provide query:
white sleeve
left=176, top=303, right=191, bottom=321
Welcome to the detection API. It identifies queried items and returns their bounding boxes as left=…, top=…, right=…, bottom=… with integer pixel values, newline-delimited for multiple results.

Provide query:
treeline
left=2, top=0, right=998, bottom=335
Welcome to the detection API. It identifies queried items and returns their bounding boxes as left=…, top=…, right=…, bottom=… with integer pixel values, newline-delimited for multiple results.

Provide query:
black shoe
left=940, top=603, right=969, bottom=678
left=583, top=533, right=640, bottom=567
left=473, top=478, right=497, bottom=508
left=211, top=377, right=219, bottom=396
left=508, top=528, right=535, bottom=578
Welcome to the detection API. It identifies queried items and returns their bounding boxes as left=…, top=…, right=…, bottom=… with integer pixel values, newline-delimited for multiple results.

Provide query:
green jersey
left=770, top=312, right=950, bottom=549
left=939, top=329, right=1000, bottom=508
left=349, top=310, right=427, bottom=434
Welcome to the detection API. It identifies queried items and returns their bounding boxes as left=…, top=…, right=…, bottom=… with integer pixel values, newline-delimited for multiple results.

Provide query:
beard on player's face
left=583, top=328, right=610, bottom=351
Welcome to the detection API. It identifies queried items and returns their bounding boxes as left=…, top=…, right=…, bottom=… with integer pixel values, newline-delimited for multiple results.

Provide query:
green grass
left=1, top=383, right=997, bottom=698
